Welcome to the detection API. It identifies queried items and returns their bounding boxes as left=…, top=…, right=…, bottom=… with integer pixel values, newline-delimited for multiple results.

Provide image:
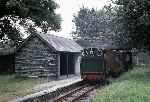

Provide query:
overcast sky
left=50, top=0, right=111, bottom=38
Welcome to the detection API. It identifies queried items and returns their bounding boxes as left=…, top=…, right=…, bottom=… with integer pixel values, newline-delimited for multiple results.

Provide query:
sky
left=50, top=0, right=111, bottom=38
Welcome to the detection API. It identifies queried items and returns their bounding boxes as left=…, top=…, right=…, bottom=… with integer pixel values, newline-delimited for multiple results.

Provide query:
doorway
left=60, top=53, right=75, bottom=76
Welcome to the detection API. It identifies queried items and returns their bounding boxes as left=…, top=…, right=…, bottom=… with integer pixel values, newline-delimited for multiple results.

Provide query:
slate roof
left=76, top=39, right=116, bottom=49
left=18, top=32, right=83, bottom=53
left=37, top=32, right=83, bottom=53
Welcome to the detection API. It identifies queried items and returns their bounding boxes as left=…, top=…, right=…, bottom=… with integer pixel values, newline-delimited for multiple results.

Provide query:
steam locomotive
left=80, top=48, right=132, bottom=81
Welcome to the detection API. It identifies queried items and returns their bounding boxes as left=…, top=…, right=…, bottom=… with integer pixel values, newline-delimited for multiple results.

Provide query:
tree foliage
left=0, top=0, right=61, bottom=47
left=73, top=0, right=150, bottom=50
left=72, top=6, right=116, bottom=48
left=73, top=7, right=114, bottom=40
left=109, top=5, right=129, bottom=48
left=73, top=8, right=103, bottom=38
left=112, top=0, right=150, bottom=50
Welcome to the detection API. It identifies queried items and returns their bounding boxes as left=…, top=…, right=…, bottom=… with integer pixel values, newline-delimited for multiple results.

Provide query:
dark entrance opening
left=0, top=54, right=15, bottom=74
left=68, top=53, right=75, bottom=74
left=60, top=53, right=67, bottom=75
left=60, top=53, right=75, bottom=76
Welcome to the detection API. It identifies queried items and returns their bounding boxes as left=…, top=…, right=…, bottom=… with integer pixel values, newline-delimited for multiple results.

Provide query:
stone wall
left=15, top=36, right=59, bottom=78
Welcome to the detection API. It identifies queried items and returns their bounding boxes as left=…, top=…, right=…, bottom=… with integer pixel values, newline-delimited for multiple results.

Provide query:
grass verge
left=0, top=74, right=47, bottom=102
left=92, top=65, right=150, bottom=102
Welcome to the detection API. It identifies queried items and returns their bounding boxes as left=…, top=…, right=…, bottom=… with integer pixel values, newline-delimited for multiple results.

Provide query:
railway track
left=51, top=83, right=98, bottom=102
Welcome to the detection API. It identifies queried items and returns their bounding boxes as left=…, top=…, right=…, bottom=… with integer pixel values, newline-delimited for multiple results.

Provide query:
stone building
left=15, top=32, right=83, bottom=78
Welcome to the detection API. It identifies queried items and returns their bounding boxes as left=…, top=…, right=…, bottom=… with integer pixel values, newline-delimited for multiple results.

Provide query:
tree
left=112, top=0, right=150, bottom=50
left=73, top=7, right=104, bottom=38
left=108, top=5, right=130, bottom=48
left=0, top=0, right=61, bottom=47
left=72, top=6, right=115, bottom=48
left=73, top=7, right=110, bottom=39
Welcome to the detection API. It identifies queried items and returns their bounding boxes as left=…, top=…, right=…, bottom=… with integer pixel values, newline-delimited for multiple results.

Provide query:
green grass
left=0, top=74, right=47, bottom=102
left=92, top=65, right=150, bottom=102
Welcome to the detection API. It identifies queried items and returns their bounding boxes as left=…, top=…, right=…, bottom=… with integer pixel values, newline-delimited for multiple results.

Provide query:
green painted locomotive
left=80, top=48, right=106, bottom=81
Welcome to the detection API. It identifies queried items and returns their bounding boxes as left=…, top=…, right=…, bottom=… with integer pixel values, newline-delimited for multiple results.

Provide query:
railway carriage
left=104, top=49, right=123, bottom=77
